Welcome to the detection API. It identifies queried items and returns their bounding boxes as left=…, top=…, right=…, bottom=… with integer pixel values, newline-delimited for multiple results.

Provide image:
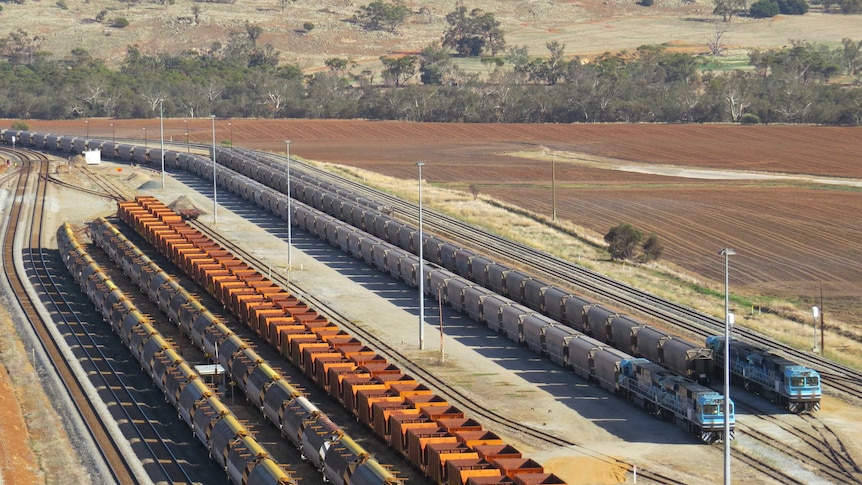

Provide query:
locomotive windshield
left=807, top=376, right=820, bottom=386
left=790, top=376, right=806, bottom=387
left=703, top=404, right=720, bottom=415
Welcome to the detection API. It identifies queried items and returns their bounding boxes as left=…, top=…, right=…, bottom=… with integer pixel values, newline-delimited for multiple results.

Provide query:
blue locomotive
left=618, top=358, right=733, bottom=444
left=706, top=336, right=821, bottom=413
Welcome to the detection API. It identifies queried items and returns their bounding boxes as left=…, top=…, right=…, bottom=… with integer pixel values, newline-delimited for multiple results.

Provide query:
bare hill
left=2, top=0, right=861, bottom=70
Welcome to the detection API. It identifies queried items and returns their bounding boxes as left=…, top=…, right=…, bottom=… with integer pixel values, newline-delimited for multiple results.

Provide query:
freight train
left=215, top=146, right=821, bottom=415
left=86, top=216, right=400, bottom=485
left=218, top=148, right=717, bottom=384
left=119, top=189, right=735, bottom=445
left=57, top=223, right=296, bottom=485
left=116, top=196, right=566, bottom=485
left=706, top=337, right=821, bottom=413
left=0, top=128, right=814, bottom=414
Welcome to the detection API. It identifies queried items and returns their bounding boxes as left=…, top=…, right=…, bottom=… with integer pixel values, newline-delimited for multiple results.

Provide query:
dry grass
left=3, top=0, right=862, bottom=73
left=321, top=161, right=862, bottom=374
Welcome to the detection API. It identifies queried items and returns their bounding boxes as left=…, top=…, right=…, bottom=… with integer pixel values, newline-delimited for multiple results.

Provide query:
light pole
left=229, top=122, right=233, bottom=147
left=417, top=161, right=426, bottom=350
left=719, top=247, right=736, bottom=485
left=110, top=123, right=115, bottom=145
left=211, top=115, right=217, bottom=224
left=184, top=119, right=189, bottom=153
left=159, top=101, right=165, bottom=190
left=85, top=119, right=89, bottom=138
left=285, top=140, right=292, bottom=273
left=143, top=127, right=147, bottom=148
left=811, top=306, right=820, bottom=353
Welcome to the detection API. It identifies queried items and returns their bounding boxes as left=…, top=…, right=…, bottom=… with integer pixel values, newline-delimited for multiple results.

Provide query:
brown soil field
left=19, top=119, right=862, bottom=328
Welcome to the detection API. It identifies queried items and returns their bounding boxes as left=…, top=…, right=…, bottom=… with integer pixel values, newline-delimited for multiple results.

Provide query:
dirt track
left=18, top=119, right=862, bottom=326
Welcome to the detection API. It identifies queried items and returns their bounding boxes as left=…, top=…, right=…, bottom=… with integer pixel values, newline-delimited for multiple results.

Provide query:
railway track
left=73, top=165, right=448, bottom=485
left=11, top=142, right=855, bottom=484
left=53, top=160, right=210, bottom=484
left=734, top=398, right=862, bottom=484
left=240, top=149, right=862, bottom=401
left=4, top=152, right=205, bottom=484
left=25, top=143, right=839, bottom=484
left=1, top=150, right=136, bottom=484
left=189, top=217, right=688, bottom=485
left=46, top=242, right=196, bottom=480
left=224, top=147, right=862, bottom=483
left=75, top=165, right=137, bottom=200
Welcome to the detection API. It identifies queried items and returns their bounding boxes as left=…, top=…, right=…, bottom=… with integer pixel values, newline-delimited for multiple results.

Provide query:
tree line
left=0, top=2, right=861, bottom=124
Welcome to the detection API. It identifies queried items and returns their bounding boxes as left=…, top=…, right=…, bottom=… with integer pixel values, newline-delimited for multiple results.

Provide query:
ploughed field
left=24, top=119, right=862, bottom=326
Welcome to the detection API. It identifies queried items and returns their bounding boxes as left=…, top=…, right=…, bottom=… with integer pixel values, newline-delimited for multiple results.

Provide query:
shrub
left=303, top=21, right=314, bottom=32
left=750, top=0, right=780, bottom=16
left=641, top=0, right=654, bottom=6
left=777, top=0, right=809, bottom=13
left=11, top=121, right=30, bottom=130
left=56, top=0, right=68, bottom=9
left=605, top=223, right=643, bottom=260
left=740, top=113, right=760, bottom=124
left=95, top=9, right=108, bottom=22
left=112, top=17, right=129, bottom=28
left=641, top=233, right=663, bottom=262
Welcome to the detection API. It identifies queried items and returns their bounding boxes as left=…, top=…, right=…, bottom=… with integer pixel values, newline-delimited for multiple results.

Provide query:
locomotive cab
left=782, top=366, right=822, bottom=413
left=695, top=392, right=735, bottom=443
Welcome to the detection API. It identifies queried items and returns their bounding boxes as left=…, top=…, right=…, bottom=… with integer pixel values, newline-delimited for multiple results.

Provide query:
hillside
left=3, top=0, right=861, bottom=71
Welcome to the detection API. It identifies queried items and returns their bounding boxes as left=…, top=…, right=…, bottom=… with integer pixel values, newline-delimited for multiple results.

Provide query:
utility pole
left=820, top=281, right=825, bottom=353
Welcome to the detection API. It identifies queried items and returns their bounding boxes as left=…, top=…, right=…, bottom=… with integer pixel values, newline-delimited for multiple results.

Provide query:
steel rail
left=0, top=151, right=137, bottom=484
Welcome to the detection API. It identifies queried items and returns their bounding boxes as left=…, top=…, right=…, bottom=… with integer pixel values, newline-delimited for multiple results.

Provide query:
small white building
left=83, top=149, right=101, bottom=165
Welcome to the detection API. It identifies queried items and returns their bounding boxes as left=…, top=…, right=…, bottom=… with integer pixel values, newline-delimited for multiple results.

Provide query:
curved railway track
left=74, top=165, right=137, bottom=200
left=3, top=151, right=200, bottom=484
left=799, top=413, right=862, bottom=481
left=734, top=399, right=862, bottom=484
left=239, top=149, right=862, bottom=401
left=1, top=150, right=136, bottom=484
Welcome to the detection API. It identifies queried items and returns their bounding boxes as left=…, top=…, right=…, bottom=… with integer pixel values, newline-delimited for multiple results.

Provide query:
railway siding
left=6, top=129, right=861, bottom=484
left=118, top=195, right=567, bottom=485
